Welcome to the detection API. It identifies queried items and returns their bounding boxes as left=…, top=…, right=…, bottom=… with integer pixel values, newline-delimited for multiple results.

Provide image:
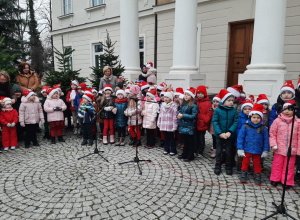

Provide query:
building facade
left=52, top=0, right=300, bottom=102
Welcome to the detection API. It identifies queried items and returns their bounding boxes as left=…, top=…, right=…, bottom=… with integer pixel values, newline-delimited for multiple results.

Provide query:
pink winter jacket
left=44, top=97, right=67, bottom=122
left=269, top=114, right=300, bottom=157
left=19, top=96, right=44, bottom=125
left=142, top=99, right=159, bottom=129
left=124, top=100, right=142, bottom=126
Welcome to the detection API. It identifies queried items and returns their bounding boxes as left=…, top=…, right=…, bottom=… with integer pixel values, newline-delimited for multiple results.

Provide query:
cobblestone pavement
left=0, top=131, right=299, bottom=220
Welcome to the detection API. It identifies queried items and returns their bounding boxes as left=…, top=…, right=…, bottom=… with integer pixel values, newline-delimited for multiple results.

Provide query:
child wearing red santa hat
left=66, top=80, right=79, bottom=135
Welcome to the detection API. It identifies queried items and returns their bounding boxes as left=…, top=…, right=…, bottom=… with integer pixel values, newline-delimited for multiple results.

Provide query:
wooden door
left=227, top=21, right=254, bottom=87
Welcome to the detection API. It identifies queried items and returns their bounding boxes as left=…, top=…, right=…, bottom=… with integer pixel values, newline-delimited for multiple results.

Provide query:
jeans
left=163, top=131, right=176, bottom=154
left=216, top=138, right=234, bottom=168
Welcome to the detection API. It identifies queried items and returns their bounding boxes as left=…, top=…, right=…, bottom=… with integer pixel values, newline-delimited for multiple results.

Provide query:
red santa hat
left=146, top=62, right=153, bottom=68
left=71, top=80, right=79, bottom=86
left=146, top=63, right=152, bottom=69
left=175, top=87, right=184, bottom=96
left=249, top=103, right=264, bottom=118
left=249, top=95, right=255, bottom=103
left=161, top=90, right=166, bottom=96
left=78, top=83, right=86, bottom=90
left=213, top=94, right=221, bottom=102
left=125, top=87, right=130, bottom=94
left=41, top=86, right=50, bottom=94
left=104, top=84, right=113, bottom=92
left=82, top=93, right=94, bottom=102
left=227, top=85, right=243, bottom=98
left=146, top=88, right=157, bottom=99
left=283, top=100, right=295, bottom=108
left=92, top=89, right=97, bottom=94
left=184, top=87, right=196, bottom=98
left=241, top=100, right=254, bottom=111
left=47, top=88, right=58, bottom=98
left=139, top=81, right=150, bottom=91
left=84, top=89, right=93, bottom=95
left=219, top=89, right=234, bottom=103
left=116, top=89, right=126, bottom=97
left=157, top=82, right=167, bottom=91
left=280, top=80, right=295, bottom=96
left=53, top=83, right=62, bottom=91
left=196, top=85, right=207, bottom=97
left=256, top=94, right=269, bottom=105
left=3, top=97, right=12, bottom=107
left=23, top=89, right=36, bottom=99
left=297, top=78, right=300, bottom=90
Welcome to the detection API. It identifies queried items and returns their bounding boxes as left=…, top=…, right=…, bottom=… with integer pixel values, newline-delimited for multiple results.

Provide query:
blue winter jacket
left=236, top=112, right=249, bottom=137
left=78, top=102, right=95, bottom=124
left=178, top=101, right=198, bottom=135
left=237, top=120, right=269, bottom=154
left=74, top=92, right=83, bottom=112
left=114, top=101, right=128, bottom=127
left=212, top=105, right=239, bottom=140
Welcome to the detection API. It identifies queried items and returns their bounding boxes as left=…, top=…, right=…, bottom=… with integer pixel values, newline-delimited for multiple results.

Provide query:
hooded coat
left=196, top=96, right=213, bottom=131
left=44, top=97, right=67, bottom=122
left=19, top=96, right=44, bottom=124
left=142, top=98, right=159, bottom=129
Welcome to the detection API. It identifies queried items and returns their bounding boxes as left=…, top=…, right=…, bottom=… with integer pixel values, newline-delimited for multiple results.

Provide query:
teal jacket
left=212, top=105, right=239, bottom=139
left=178, top=101, right=198, bottom=135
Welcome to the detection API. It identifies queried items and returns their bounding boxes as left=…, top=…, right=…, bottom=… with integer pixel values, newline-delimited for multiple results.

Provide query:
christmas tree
left=90, top=31, right=125, bottom=89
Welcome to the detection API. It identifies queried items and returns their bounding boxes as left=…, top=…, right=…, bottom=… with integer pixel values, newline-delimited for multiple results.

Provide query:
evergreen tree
left=43, top=47, right=86, bottom=93
left=90, top=31, right=125, bottom=89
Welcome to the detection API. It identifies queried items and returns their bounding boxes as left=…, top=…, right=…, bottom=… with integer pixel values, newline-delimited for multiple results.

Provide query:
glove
left=112, top=108, right=117, bottom=114
left=237, top=149, right=245, bottom=157
left=11, top=122, right=15, bottom=127
left=41, top=119, right=45, bottom=124
left=261, top=151, right=268, bottom=158
left=6, top=123, right=11, bottom=127
left=20, top=122, right=25, bottom=127
left=53, top=107, right=62, bottom=111
left=272, top=145, right=278, bottom=150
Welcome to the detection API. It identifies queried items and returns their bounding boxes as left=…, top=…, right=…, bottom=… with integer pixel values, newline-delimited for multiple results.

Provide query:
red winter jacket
left=196, top=96, right=213, bottom=131
left=66, top=90, right=78, bottom=111
left=0, top=109, right=19, bottom=125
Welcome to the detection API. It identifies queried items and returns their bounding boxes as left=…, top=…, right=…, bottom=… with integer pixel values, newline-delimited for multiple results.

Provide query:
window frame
left=139, top=35, right=145, bottom=67
left=92, top=42, right=104, bottom=68
left=64, top=46, right=73, bottom=71
left=62, top=0, right=72, bottom=15
left=91, top=0, right=104, bottom=7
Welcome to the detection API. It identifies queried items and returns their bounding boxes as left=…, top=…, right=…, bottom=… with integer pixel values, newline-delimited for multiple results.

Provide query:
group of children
left=1, top=65, right=300, bottom=188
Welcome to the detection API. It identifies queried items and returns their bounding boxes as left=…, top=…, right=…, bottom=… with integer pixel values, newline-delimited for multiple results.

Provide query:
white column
left=120, top=0, right=140, bottom=81
left=239, top=0, right=291, bottom=103
left=163, top=0, right=205, bottom=89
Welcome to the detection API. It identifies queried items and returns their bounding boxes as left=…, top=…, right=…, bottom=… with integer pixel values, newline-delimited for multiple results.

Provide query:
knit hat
left=219, top=89, right=234, bottom=103
left=157, top=82, right=167, bottom=91
left=82, top=93, right=94, bottom=102
left=92, top=89, right=97, bottom=94
left=41, top=86, right=50, bottom=94
left=175, top=87, right=184, bottom=96
left=139, top=81, right=150, bottom=91
left=283, top=100, right=295, bottom=109
left=78, top=83, right=86, bottom=90
left=53, top=83, right=62, bottom=91
left=227, top=85, right=243, bottom=98
left=71, top=80, right=79, bottom=86
left=297, top=78, right=300, bottom=90
left=104, top=84, right=113, bottom=92
left=280, top=80, right=295, bottom=96
left=249, top=103, right=264, bottom=118
left=146, top=88, right=157, bottom=99
left=125, top=87, right=130, bottom=94
left=130, top=85, right=140, bottom=95
left=12, top=84, right=22, bottom=93
left=23, top=89, right=35, bottom=99
left=196, top=85, right=207, bottom=97
left=241, top=100, right=253, bottom=111
left=164, top=92, right=173, bottom=100
left=184, top=87, right=196, bottom=98
left=47, top=88, right=58, bottom=98
left=213, top=94, right=221, bottom=102
left=116, top=89, right=126, bottom=97
left=257, top=94, right=269, bottom=105
left=3, top=97, right=12, bottom=107
left=140, top=65, right=146, bottom=70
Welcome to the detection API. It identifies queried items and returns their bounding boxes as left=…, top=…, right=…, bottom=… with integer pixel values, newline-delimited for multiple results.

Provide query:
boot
left=210, top=149, right=216, bottom=158
left=88, top=139, right=94, bottom=146
left=120, top=137, right=125, bottom=146
left=58, top=136, right=65, bottom=142
left=254, top=173, right=262, bottom=185
left=43, top=132, right=50, bottom=140
left=240, top=171, right=248, bottom=183
left=214, top=164, right=221, bottom=175
left=295, top=170, right=300, bottom=181
left=110, top=135, right=115, bottom=144
left=115, top=137, right=121, bottom=146
left=129, top=137, right=136, bottom=146
left=160, top=140, right=164, bottom=148
left=136, top=139, right=141, bottom=147
left=226, top=166, right=233, bottom=175
left=81, top=139, right=88, bottom=146
left=33, top=141, right=40, bottom=146
left=103, top=136, right=108, bottom=145
left=236, top=164, right=242, bottom=174
left=51, top=137, right=56, bottom=144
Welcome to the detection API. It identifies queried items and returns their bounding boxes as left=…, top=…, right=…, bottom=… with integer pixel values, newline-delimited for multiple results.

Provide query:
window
left=63, top=0, right=72, bottom=15
left=64, top=46, right=73, bottom=70
left=93, top=43, right=104, bottom=68
left=92, top=0, right=104, bottom=7
left=139, top=37, right=145, bottom=67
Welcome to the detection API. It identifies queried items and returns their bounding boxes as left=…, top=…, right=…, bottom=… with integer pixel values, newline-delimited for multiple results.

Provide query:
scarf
left=115, top=98, right=128, bottom=104
left=163, top=101, right=173, bottom=109
left=104, top=75, right=113, bottom=82
left=70, top=90, right=76, bottom=107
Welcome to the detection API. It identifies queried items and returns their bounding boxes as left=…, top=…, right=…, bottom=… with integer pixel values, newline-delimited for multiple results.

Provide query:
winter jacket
left=141, top=69, right=157, bottom=85
left=0, top=108, right=18, bottom=125
left=196, top=96, right=213, bottom=131
left=78, top=102, right=95, bottom=124
left=99, top=75, right=118, bottom=91
left=114, top=99, right=128, bottom=127
left=66, top=90, right=78, bottom=111
left=237, top=120, right=269, bottom=155
left=99, top=97, right=116, bottom=119
left=157, top=102, right=178, bottom=132
left=212, top=105, right=239, bottom=139
left=236, top=112, right=249, bottom=137
left=124, top=100, right=143, bottom=126
left=12, top=96, right=22, bottom=113
left=269, top=114, right=300, bottom=157
left=15, top=70, right=39, bottom=91
left=74, top=92, right=83, bottom=112
left=178, top=101, right=198, bottom=135
left=19, top=96, right=44, bottom=124
left=269, top=95, right=291, bottom=128
left=142, top=99, right=159, bottom=129
left=44, top=97, right=67, bottom=122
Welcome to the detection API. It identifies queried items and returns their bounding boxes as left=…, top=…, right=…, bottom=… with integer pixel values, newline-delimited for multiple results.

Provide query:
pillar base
left=122, top=68, right=141, bottom=83
left=162, top=69, right=205, bottom=90
left=238, top=69, right=292, bottom=103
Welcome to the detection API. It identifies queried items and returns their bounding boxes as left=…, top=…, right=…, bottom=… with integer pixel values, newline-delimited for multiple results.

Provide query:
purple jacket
left=157, top=102, right=178, bottom=132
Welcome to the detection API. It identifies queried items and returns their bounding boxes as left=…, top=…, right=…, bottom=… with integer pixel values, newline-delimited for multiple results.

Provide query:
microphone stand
left=118, top=97, right=151, bottom=175
left=78, top=102, right=109, bottom=162
left=262, top=105, right=299, bottom=220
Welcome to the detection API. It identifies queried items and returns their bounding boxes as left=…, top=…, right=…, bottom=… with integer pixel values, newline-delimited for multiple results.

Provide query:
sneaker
left=170, top=152, right=176, bottom=156
left=163, top=151, right=169, bottom=155
left=214, top=166, right=221, bottom=175
left=11, top=146, right=16, bottom=150
left=178, top=154, right=186, bottom=160
left=4, top=147, right=8, bottom=151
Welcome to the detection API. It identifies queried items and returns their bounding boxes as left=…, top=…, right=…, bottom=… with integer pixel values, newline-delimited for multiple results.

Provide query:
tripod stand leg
left=262, top=212, right=278, bottom=220
left=284, top=213, right=298, bottom=220
left=97, top=153, right=109, bottom=162
left=78, top=153, right=94, bottom=160
left=118, top=160, right=134, bottom=165
left=136, top=162, right=142, bottom=175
